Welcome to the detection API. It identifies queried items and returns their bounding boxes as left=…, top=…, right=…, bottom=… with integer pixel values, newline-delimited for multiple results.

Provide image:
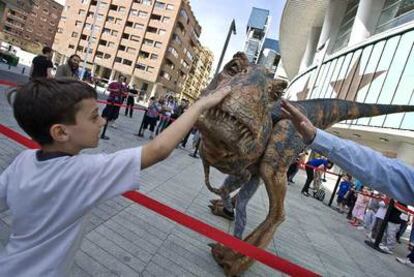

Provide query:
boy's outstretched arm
left=141, top=86, right=231, bottom=169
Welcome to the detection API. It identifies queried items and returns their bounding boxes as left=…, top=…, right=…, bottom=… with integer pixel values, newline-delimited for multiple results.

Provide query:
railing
left=286, top=22, right=414, bottom=131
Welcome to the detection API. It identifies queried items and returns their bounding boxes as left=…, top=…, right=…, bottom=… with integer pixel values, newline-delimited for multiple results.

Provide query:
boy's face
left=65, top=98, right=106, bottom=151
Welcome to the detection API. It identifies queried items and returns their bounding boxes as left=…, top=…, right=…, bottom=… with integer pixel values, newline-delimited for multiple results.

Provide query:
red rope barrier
left=394, top=202, right=414, bottom=215
left=0, top=123, right=320, bottom=276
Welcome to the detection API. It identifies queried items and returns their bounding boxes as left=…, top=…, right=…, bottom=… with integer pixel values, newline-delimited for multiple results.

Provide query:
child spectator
left=380, top=202, right=409, bottom=254
left=336, top=174, right=352, bottom=213
left=369, top=197, right=387, bottom=241
left=0, top=79, right=231, bottom=276
left=349, top=186, right=370, bottom=227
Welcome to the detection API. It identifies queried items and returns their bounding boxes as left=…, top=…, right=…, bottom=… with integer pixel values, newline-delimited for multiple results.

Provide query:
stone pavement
left=0, top=72, right=413, bottom=276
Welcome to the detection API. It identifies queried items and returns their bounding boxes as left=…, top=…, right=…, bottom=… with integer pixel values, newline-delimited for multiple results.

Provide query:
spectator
left=336, top=174, right=352, bottom=213
left=156, top=95, right=176, bottom=135
left=301, top=157, right=333, bottom=196
left=101, top=75, right=128, bottom=130
left=369, top=198, right=387, bottom=242
left=30, top=46, right=53, bottom=79
left=287, top=152, right=307, bottom=184
left=124, top=85, right=138, bottom=118
left=349, top=186, right=370, bottom=227
left=379, top=202, right=408, bottom=254
left=55, top=54, right=80, bottom=79
left=138, top=97, right=162, bottom=139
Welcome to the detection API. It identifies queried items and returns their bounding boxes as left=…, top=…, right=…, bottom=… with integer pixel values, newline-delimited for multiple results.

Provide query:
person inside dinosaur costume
left=195, top=52, right=414, bottom=276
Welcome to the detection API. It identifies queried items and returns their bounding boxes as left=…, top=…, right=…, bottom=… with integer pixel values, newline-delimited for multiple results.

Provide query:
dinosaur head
left=196, top=52, right=287, bottom=179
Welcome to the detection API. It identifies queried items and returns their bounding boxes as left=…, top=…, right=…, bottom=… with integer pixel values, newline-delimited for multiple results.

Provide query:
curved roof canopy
left=279, top=0, right=328, bottom=79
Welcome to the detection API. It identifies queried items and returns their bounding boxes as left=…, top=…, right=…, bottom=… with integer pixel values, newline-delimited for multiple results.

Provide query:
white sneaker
left=379, top=245, right=393, bottom=254
left=396, top=257, right=414, bottom=268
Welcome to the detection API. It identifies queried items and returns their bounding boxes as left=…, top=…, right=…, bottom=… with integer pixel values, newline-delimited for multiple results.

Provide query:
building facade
left=280, top=0, right=414, bottom=164
left=244, top=7, right=270, bottom=64
left=180, top=45, right=213, bottom=101
left=244, top=7, right=283, bottom=78
left=53, top=0, right=201, bottom=101
left=0, top=0, right=63, bottom=53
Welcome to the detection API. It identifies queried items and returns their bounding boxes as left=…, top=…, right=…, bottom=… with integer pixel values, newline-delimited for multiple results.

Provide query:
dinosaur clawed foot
left=209, top=243, right=253, bottom=277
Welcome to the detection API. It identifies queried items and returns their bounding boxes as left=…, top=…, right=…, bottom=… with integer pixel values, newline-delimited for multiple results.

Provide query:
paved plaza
left=0, top=71, right=413, bottom=276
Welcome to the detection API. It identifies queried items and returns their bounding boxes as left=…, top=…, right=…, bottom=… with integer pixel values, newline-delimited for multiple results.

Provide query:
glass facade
left=376, top=0, right=414, bottom=33
left=332, top=0, right=360, bottom=51
left=286, top=25, right=414, bottom=131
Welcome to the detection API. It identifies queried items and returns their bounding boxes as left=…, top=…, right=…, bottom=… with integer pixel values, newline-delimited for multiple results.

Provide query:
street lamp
left=80, top=0, right=102, bottom=80
left=214, top=19, right=236, bottom=76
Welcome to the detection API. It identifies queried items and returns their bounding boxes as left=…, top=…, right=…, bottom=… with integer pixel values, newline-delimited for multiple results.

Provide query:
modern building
left=244, top=7, right=283, bottom=78
left=0, top=0, right=63, bottom=53
left=180, top=44, right=213, bottom=101
left=53, top=0, right=202, bottom=101
left=244, top=7, right=270, bottom=64
left=280, top=0, right=414, bottom=164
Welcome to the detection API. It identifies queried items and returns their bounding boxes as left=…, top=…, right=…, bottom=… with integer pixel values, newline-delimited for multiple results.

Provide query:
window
left=71, top=32, right=78, bottom=38
left=136, top=63, right=146, bottom=70
left=127, top=47, right=137, bottom=54
left=143, top=38, right=153, bottom=46
left=69, top=44, right=75, bottom=49
left=146, top=66, right=154, bottom=73
left=81, top=34, right=87, bottom=40
left=109, top=4, right=118, bottom=11
left=139, top=51, right=150, bottom=58
left=155, top=1, right=165, bottom=9
left=57, top=28, right=63, bottom=33
left=104, top=53, right=111, bottom=59
left=147, top=26, right=157, bottom=33
left=180, top=9, right=188, bottom=22
left=154, top=41, right=162, bottom=48
left=332, top=0, right=359, bottom=51
left=115, top=57, right=122, bottom=63
left=126, top=21, right=133, bottom=27
left=151, top=14, right=162, bottom=21
left=103, top=28, right=110, bottom=34
left=168, top=46, right=178, bottom=58
left=115, top=18, right=122, bottom=25
left=108, top=42, right=115, bottom=47
left=160, top=70, right=171, bottom=80
left=142, top=0, right=152, bottom=5
left=130, top=35, right=140, bottom=42
left=79, top=9, right=86, bottom=15
left=376, top=0, right=414, bottom=33
left=111, top=30, right=118, bottom=36
left=97, top=14, right=104, bottom=21
left=138, top=11, right=148, bottom=18
left=118, top=7, right=126, bottom=13
left=107, top=16, right=115, bottom=22
left=130, top=9, right=138, bottom=16
left=123, top=59, right=132, bottom=66
left=134, top=23, right=144, bottom=29
left=162, top=16, right=170, bottom=23
left=166, top=4, right=174, bottom=10
left=122, top=33, right=130, bottom=39
left=158, top=29, right=166, bottom=35
left=150, top=53, right=158, bottom=60
left=75, top=20, right=82, bottom=27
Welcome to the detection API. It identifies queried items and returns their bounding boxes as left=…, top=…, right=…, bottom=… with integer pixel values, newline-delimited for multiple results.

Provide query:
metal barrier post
left=328, top=174, right=342, bottom=206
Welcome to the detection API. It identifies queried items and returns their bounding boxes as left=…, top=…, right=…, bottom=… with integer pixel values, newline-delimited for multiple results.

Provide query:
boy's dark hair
left=9, top=79, right=97, bottom=145
left=42, top=46, right=52, bottom=54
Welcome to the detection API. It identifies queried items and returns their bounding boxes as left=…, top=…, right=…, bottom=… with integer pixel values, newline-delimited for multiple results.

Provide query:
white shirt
left=0, top=147, right=142, bottom=276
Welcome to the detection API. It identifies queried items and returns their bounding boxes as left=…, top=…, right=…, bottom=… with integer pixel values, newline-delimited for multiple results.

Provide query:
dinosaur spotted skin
left=197, top=53, right=414, bottom=276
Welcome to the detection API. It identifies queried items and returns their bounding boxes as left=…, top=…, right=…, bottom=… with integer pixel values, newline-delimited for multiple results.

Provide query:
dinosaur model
left=195, top=52, right=414, bottom=276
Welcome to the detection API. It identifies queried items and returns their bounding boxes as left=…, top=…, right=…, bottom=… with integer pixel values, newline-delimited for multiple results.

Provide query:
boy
left=0, top=79, right=230, bottom=276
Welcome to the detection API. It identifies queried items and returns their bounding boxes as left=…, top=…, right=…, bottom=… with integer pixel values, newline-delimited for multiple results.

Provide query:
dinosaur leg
left=210, top=162, right=287, bottom=276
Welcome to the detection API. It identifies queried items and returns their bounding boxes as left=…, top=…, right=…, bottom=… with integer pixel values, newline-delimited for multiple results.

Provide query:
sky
left=53, top=0, right=286, bottom=73
left=190, top=0, right=286, bottom=73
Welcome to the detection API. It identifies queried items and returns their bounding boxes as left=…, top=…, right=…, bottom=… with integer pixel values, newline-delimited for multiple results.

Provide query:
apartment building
left=180, top=44, right=213, bottom=101
left=0, top=0, right=63, bottom=53
left=53, top=0, right=202, bottom=101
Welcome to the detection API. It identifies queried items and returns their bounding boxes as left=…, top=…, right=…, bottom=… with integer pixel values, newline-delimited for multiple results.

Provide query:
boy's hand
left=280, top=100, right=317, bottom=144
left=196, top=85, right=232, bottom=111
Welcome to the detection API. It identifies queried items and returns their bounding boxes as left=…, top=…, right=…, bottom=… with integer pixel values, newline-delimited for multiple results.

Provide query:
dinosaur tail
left=294, top=99, right=414, bottom=129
